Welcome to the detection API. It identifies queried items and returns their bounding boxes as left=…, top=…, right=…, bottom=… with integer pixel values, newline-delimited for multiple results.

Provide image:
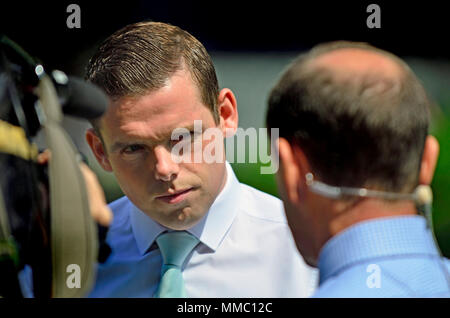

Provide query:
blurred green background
left=69, top=54, right=450, bottom=257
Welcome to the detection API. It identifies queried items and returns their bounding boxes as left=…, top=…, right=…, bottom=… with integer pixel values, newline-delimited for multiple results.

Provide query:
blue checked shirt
left=314, top=215, right=450, bottom=297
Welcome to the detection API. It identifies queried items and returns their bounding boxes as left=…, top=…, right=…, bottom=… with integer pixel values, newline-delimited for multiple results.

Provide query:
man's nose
left=154, top=145, right=179, bottom=182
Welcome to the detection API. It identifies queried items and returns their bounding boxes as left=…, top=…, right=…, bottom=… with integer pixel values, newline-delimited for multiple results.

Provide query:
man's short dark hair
left=85, top=21, right=219, bottom=132
left=266, top=41, right=430, bottom=193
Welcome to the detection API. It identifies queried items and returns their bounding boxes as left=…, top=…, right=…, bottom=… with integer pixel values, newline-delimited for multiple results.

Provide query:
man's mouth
left=155, top=188, right=194, bottom=204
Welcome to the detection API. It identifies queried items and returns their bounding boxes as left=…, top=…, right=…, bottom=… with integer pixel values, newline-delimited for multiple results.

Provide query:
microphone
left=50, top=69, right=109, bottom=120
left=1, top=36, right=109, bottom=120
left=305, top=172, right=433, bottom=206
left=304, top=172, right=436, bottom=232
left=414, top=184, right=433, bottom=206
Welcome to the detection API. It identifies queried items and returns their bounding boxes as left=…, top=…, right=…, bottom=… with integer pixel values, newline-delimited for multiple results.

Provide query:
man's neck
left=308, top=198, right=418, bottom=265
left=328, top=198, right=417, bottom=238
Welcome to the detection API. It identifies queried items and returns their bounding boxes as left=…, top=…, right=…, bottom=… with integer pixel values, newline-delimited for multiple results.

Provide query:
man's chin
left=154, top=206, right=203, bottom=230
left=294, top=241, right=318, bottom=267
left=303, top=255, right=318, bottom=268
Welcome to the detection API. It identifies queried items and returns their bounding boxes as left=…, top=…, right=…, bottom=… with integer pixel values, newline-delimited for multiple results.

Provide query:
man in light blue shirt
left=266, top=41, right=450, bottom=297
left=88, top=161, right=315, bottom=297
left=84, top=21, right=317, bottom=297
left=314, top=216, right=450, bottom=297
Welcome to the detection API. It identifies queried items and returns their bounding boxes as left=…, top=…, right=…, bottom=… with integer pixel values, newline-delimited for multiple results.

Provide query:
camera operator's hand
left=37, top=150, right=113, bottom=227
left=78, top=162, right=113, bottom=227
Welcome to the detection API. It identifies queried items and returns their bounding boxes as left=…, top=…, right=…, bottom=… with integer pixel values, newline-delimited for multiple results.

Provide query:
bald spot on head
left=309, top=48, right=404, bottom=82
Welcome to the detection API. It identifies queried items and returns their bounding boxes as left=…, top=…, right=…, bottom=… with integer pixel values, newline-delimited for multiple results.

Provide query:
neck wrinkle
left=312, top=198, right=417, bottom=262
left=329, top=198, right=417, bottom=237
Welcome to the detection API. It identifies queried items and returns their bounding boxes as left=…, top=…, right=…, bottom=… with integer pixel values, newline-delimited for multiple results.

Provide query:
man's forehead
left=104, top=106, right=203, bottom=137
left=101, top=100, right=210, bottom=143
left=104, top=70, right=202, bottom=122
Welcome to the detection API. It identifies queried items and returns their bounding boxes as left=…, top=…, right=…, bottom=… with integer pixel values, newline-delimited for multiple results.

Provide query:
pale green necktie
left=154, top=231, right=199, bottom=298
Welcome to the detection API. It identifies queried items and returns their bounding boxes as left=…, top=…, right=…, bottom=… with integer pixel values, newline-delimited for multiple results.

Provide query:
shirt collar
left=317, top=215, right=440, bottom=285
left=130, top=161, right=241, bottom=255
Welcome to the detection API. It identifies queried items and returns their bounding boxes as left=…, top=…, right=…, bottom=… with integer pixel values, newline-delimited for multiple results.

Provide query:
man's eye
left=123, top=145, right=144, bottom=154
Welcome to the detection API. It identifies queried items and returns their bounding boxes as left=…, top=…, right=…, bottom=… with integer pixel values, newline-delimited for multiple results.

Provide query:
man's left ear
left=217, top=88, right=238, bottom=137
left=419, top=135, right=440, bottom=185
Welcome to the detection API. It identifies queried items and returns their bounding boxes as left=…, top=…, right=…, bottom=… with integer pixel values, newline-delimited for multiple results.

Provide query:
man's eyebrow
left=180, top=124, right=197, bottom=132
left=110, top=141, right=130, bottom=153
left=109, top=123, right=205, bottom=153
left=170, top=123, right=203, bottom=135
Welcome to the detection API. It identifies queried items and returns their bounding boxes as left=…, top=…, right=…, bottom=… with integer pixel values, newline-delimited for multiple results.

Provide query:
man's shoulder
left=236, top=182, right=287, bottom=224
left=313, top=263, right=409, bottom=298
left=107, top=196, right=132, bottom=230
left=314, top=257, right=450, bottom=298
left=102, top=196, right=139, bottom=256
left=109, top=195, right=131, bottom=210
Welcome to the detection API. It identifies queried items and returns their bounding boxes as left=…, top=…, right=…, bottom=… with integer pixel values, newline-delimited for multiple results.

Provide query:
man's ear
left=277, top=138, right=310, bottom=204
left=86, top=128, right=113, bottom=172
left=419, top=135, right=439, bottom=185
left=217, top=88, right=238, bottom=138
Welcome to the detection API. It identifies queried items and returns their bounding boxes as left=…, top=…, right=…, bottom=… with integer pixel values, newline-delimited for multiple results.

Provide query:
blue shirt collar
left=130, top=161, right=241, bottom=255
left=318, top=215, right=440, bottom=285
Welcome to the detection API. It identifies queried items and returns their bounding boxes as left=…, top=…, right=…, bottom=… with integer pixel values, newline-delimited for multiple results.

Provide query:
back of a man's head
left=267, top=41, right=430, bottom=193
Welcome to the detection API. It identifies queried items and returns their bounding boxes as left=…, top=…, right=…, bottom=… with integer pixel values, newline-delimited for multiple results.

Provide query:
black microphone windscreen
left=63, top=77, right=109, bottom=119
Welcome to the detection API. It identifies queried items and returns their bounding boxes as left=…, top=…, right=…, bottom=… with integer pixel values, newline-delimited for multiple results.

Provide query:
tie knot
left=156, top=231, right=199, bottom=268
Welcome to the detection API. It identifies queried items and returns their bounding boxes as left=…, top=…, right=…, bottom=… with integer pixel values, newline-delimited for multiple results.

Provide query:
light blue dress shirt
left=88, top=162, right=318, bottom=297
left=314, top=215, right=450, bottom=297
